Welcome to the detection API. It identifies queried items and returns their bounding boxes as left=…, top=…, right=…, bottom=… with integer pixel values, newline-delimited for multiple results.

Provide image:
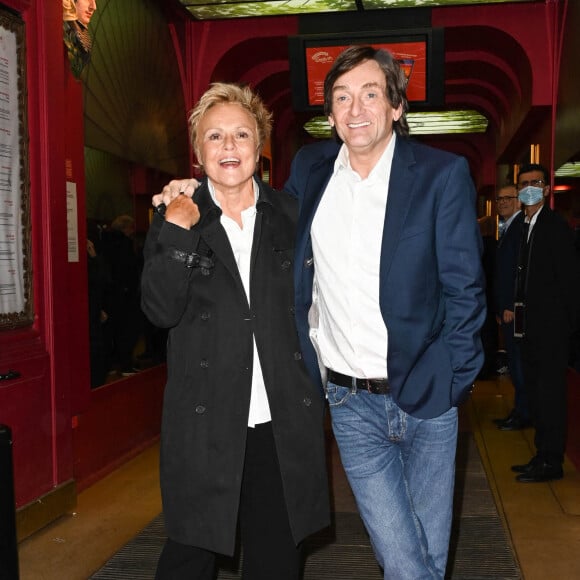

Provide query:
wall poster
left=0, top=9, right=32, bottom=330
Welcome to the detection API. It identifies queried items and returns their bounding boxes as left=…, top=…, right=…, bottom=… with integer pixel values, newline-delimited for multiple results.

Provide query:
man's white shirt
left=310, top=134, right=396, bottom=379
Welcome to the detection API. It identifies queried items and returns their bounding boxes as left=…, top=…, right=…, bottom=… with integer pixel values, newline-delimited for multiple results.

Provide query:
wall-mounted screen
left=289, top=28, right=444, bottom=112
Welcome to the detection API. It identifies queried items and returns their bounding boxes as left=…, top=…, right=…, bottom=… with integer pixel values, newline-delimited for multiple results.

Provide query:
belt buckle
left=362, top=378, right=389, bottom=394
left=361, top=379, right=375, bottom=394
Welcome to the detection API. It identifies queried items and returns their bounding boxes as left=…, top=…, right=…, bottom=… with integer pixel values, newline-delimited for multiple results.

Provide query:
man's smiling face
left=328, top=58, right=402, bottom=159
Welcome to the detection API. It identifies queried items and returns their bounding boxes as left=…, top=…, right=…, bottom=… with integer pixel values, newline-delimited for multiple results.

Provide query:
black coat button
left=294, top=352, right=302, bottom=360
left=281, top=260, right=291, bottom=270
left=200, top=311, right=210, bottom=320
left=303, top=397, right=312, bottom=407
left=195, top=405, right=206, bottom=414
left=200, top=359, right=209, bottom=368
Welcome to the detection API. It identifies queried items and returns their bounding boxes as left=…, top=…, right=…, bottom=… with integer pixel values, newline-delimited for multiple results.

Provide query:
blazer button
left=293, top=352, right=302, bottom=361
left=195, top=405, right=206, bottom=414
left=281, top=260, right=291, bottom=270
left=200, top=359, right=209, bottom=368
left=303, top=397, right=312, bottom=407
left=304, top=257, right=314, bottom=268
left=200, top=311, right=210, bottom=321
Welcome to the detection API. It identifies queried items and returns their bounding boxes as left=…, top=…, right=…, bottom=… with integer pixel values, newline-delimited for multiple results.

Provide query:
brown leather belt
left=327, top=369, right=390, bottom=395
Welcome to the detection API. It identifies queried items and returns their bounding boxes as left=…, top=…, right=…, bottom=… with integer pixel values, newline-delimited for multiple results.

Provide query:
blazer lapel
left=380, top=138, right=416, bottom=281
left=296, top=157, right=335, bottom=250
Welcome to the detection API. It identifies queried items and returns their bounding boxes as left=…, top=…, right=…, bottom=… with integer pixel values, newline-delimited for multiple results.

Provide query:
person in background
left=86, top=232, right=111, bottom=388
left=141, top=82, right=329, bottom=580
left=100, top=215, right=142, bottom=376
left=477, top=214, right=499, bottom=380
left=285, top=46, right=486, bottom=579
left=511, top=163, right=580, bottom=483
left=492, top=183, right=530, bottom=430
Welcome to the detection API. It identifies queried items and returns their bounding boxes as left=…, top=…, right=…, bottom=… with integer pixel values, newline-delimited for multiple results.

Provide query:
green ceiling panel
left=178, top=0, right=531, bottom=20
left=304, top=110, right=489, bottom=138
left=186, top=0, right=357, bottom=20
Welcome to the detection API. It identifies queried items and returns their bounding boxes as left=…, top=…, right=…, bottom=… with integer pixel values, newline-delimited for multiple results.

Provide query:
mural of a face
left=62, top=0, right=95, bottom=76
left=75, top=0, right=97, bottom=27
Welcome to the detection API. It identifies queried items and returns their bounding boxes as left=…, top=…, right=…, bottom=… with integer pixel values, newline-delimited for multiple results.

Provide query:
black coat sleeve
left=141, top=213, right=200, bottom=329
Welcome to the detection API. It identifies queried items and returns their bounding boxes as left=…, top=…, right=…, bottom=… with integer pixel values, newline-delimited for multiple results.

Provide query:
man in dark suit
left=285, top=46, right=486, bottom=579
left=511, top=163, right=580, bottom=483
left=492, top=184, right=530, bottom=430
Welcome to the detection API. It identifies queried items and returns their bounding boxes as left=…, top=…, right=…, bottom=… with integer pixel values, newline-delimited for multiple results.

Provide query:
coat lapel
left=192, top=184, right=246, bottom=292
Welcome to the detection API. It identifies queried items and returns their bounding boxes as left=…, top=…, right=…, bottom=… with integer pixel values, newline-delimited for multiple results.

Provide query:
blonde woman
left=141, top=83, right=329, bottom=579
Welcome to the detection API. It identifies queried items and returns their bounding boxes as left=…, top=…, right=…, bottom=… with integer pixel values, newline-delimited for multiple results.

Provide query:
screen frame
left=288, top=28, right=445, bottom=113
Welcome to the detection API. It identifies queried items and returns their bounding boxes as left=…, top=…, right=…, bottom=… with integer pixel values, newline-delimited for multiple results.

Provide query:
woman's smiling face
left=196, top=103, right=260, bottom=192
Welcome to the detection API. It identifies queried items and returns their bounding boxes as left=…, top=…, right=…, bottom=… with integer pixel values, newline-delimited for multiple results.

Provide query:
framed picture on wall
left=0, top=8, right=33, bottom=330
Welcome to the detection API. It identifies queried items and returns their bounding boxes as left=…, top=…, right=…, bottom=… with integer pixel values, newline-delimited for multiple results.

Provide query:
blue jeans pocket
left=325, top=384, right=352, bottom=407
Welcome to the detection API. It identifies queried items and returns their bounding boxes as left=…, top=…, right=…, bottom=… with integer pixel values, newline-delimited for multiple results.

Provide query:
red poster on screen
left=306, top=42, right=427, bottom=106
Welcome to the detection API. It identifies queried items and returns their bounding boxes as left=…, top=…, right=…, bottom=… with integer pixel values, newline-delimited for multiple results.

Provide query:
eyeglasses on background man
left=517, top=179, right=545, bottom=189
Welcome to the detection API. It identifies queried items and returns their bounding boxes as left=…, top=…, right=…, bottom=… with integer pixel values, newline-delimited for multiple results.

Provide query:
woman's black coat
left=141, top=179, right=330, bottom=555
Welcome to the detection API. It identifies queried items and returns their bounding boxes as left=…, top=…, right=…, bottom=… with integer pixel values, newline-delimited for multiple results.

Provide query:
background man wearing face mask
left=511, top=163, right=580, bottom=483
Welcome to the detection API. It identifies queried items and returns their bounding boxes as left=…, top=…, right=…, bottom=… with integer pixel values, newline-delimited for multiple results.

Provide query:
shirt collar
left=503, top=209, right=521, bottom=229
left=525, top=204, right=544, bottom=226
left=207, top=177, right=259, bottom=216
left=333, top=132, right=397, bottom=180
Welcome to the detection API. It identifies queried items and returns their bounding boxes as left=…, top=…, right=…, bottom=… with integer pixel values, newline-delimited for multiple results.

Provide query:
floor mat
left=90, top=435, right=521, bottom=579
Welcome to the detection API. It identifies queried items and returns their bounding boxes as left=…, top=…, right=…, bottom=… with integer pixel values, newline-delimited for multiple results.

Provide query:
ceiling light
left=555, top=162, right=580, bottom=178
left=182, top=0, right=356, bottom=20
left=303, top=110, right=488, bottom=139
left=178, top=0, right=530, bottom=21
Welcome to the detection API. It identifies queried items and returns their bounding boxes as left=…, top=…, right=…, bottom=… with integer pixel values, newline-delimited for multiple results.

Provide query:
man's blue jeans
left=326, top=383, right=458, bottom=580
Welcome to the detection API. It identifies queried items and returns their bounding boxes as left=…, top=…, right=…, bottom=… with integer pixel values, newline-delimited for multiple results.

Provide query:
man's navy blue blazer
left=284, top=137, right=487, bottom=419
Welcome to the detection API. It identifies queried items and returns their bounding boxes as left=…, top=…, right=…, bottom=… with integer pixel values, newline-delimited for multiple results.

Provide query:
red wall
left=72, top=367, right=165, bottom=492
left=0, top=0, right=73, bottom=508
left=0, top=0, right=167, bottom=512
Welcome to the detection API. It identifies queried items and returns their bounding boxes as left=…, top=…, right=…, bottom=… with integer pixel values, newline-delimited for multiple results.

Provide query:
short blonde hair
left=188, top=83, right=272, bottom=170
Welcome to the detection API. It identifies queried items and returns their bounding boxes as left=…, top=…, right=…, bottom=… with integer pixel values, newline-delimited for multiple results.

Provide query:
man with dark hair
left=493, top=183, right=530, bottom=430
left=286, top=46, right=486, bottom=578
left=510, top=163, right=580, bottom=482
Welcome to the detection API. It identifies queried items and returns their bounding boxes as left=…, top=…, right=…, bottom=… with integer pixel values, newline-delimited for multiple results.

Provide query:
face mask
left=518, top=186, right=544, bottom=206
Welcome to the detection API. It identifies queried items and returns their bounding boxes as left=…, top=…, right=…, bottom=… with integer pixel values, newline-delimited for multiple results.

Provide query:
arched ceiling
left=82, top=0, right=578, bottom=192
left=443, top=24, right=534, bottom=157
left=201, top=17, right=537, bottom=187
